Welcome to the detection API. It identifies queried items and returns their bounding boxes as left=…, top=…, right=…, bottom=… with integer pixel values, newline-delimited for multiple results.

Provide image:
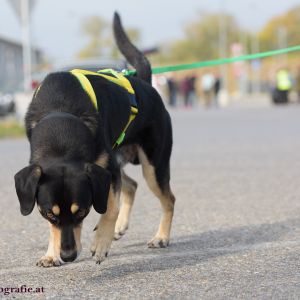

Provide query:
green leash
left=123, top=44, right=300, bottom=76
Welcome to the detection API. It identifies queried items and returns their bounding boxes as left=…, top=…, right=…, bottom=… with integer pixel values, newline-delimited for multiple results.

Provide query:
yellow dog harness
left=70, top=68, right=138, bottom=148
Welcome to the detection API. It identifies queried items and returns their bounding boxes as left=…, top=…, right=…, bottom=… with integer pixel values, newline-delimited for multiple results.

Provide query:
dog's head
left=14, top=162, right=111, bottom=262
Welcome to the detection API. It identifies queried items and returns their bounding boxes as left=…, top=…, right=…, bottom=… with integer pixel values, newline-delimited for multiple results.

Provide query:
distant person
left=166, top=77, right=177, bottom=107
left=201, top=73, right=215, bottom=107
left=295, top=66, right=300, bottom=102
left=180, top=78, right=189, bottom=107
left=180, top=76, right=195, bottom=108
left=152, top=75, right=167, bottom=101
left=272, top=68, right=292, bottom=104
left=188, top=75, right=197, bottom=107
left=213, top=75, right=222, bottom=107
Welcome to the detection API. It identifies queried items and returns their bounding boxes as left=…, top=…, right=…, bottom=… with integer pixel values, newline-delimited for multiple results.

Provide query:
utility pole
left=251, top=34, right=261, bottom=93
left=8, top=0, right=36, bottom=91
left=218, top=0, right=228, bottom=94
left=277, top=26, right=287, bottom=65
left=239, top=30, right=249, bottom=95
left=21, top=0, right=32, bottom=91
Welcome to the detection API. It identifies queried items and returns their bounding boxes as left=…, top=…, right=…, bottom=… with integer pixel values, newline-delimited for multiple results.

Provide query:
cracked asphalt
left=1, top=98, right=300, bottom=299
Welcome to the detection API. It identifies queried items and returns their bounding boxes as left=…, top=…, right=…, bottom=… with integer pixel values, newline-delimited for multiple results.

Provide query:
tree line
left=77, top=5, right=300, bottom=64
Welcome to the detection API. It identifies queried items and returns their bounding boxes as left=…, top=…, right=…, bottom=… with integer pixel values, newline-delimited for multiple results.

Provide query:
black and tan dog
left=14, top=13, right=175, bottom=267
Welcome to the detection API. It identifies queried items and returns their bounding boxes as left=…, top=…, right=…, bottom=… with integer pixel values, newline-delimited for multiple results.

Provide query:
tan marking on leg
left=95, top=152, right=109, bottom=168
left=91, top=185, right=120, bottom=264
left=50, top=224, right=61, bottom=255
left=73, top=224, right=82, bottom=254
left=36, top=223, right=61, bottom=267
left=114, top=171, right=137, bottom=240
left=138, top=148, right=175, bottom=248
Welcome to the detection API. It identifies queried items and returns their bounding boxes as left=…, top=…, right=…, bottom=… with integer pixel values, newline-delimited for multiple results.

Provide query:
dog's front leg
left=36, top=223, right=61, bottom=267
left=91, top=186, right=120, bottom=264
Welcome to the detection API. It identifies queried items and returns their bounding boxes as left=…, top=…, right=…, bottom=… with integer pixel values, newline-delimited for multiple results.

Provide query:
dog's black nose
left=60, top=250, right=77, bottom=262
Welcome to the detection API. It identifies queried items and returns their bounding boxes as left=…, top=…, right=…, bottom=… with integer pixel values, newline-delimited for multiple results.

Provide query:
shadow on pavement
left=90, top=217, right=300, bottom=281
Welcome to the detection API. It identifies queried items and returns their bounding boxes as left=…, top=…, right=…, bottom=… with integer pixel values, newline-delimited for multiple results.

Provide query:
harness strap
left=69, top=68, right=138, bottom=148
left=70, top=70, right=98, bottom=110
left=113, top=106, right=138, bottom=148
left=71, top=68, right=135, bottom=95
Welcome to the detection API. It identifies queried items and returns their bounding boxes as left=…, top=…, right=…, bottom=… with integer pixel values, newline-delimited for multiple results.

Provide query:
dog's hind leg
left=114, top=170, right=137, bottom=240
left=138, top=148, right=175, bottom=248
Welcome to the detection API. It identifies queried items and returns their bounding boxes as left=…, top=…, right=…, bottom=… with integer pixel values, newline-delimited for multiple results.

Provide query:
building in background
left=0, top=35, right=42, bottom=93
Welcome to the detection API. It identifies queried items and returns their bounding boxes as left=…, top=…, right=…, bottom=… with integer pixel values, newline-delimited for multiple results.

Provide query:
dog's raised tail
left=113, top=12, right=152, bottom=84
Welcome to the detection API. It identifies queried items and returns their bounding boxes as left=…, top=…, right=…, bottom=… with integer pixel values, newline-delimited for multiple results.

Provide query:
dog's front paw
left=147, top=236, right=170, bottom=248
left=36, top=256, right=61, bottom=267
left=90, top=236, right=112, bottom=264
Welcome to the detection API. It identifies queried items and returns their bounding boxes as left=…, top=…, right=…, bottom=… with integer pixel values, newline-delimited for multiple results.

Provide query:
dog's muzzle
left=60, top=249, right=77, bottom=262
left=60, top=226, right=78, bottom=262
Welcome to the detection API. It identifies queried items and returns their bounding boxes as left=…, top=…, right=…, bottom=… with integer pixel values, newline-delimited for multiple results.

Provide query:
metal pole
left=218, top=0, right=228, bottom=93
left=256, top=37, right=261, bottom=93
left=251, top=34, right=261, bottom=93
left=21, top=0, right=32, bottom=91
left=278, top=26, right=287, bottom=65
left=239, top=30, right=249, bottom=95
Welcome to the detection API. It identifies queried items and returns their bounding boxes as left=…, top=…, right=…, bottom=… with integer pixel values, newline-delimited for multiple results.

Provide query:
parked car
left=31, top=59, right=129, bottom=90
left=0, top=93, right=15, bottom=116
left=31, top=71, right=49, bottom=90
left=56, top=58, right=128, bottom=73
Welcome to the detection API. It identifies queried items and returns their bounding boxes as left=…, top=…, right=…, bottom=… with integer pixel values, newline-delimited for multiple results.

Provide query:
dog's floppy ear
left=85, top=163, right=111, bottom=214
left=14, top=165, right=42, bottom=216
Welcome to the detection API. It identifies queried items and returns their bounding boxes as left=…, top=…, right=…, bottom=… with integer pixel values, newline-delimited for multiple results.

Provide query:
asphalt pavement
left=1, top=97, right=300, bottom=299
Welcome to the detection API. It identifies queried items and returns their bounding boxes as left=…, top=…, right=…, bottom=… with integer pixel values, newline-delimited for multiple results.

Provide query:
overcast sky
left=1, top=0, right=299, bottom=63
